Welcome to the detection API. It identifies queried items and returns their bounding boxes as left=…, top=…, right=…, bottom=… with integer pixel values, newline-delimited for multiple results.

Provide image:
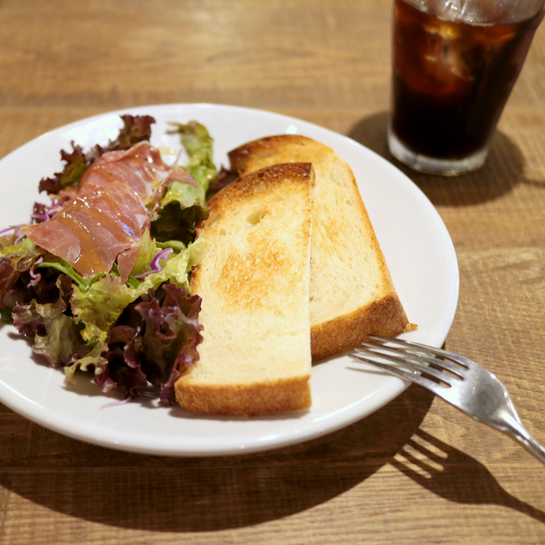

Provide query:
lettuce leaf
left=150, top=198, right=208, bottom=245
left=136, top=283, right=202, bottom=404
left=64, top=338, right=109, bottom=383
left=31, top=313, right=87, bottom=368
left=150, top=235, right=205, bottom=288
left=37, top=258, right=103, bottom=292
left=12, top=275, right=88, bottom=367
left=130, top=229, right=161, bottom=278
left=39, top=115, right=156, bottom=195
left=70, top=236, right=205, bottom=342
left=206, top=166, right=238, bottom=200
left=0, top=229, right=22, bottom=249
left=159, top=179, right=206, bottom=209
left=96, top=325, right=148, bottom=397
left=150, top=121, right=215, bottom=244
left=0, top=257, right=19, bottom=312
left=0, top=237, right=40, bottom=271
left=38, top=145, right=89, bottom=195
left=81, top=283, right=202, bottom=403
left=168, top=121, right=217, bottom=191
left=100, top=114, right=155, bottom=153
left=0, top=238, right=46, bottom=312
left=70, top=274, right=138, bottom=342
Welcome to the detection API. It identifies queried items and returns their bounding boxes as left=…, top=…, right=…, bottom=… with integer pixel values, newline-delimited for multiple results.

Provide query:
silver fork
left=350, top=336, right=545, bottom=465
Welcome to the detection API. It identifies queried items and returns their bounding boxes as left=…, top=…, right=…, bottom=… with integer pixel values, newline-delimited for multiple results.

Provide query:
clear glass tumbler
left=389, top=0, right=544, bottom=176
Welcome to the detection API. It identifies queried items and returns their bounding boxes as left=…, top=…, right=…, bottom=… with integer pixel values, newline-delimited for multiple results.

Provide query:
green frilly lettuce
left=70, top=236, right=205, bottom=343
left=151, top=121, right=215, bottom=244
left=168, top=120, right=217, bottom=190
left=0, top=236, right=41, bottom=270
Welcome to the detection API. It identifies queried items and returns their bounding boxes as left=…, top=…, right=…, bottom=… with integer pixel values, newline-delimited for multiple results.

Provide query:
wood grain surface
left=1, top=0, right=545, bottom=543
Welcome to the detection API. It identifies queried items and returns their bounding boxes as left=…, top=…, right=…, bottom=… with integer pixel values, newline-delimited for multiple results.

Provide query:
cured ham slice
left=22, top=142, right=181, bottom=280
left=78, top=141, right=172, bottom=204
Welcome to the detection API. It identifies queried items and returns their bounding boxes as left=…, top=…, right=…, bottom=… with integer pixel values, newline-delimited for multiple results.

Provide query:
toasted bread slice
left=229, top=135, right=412, bottom=359
left=175, top=163, right=314, bottom=415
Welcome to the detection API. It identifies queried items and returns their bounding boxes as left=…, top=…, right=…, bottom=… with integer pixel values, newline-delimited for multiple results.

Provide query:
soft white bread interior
left=228, top=135, right=413, bottom=359
left=175, top=162, right=314, bottom=415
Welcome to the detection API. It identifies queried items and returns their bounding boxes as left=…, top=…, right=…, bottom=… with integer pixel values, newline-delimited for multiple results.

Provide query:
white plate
left=0, top=104, right=459, bottom=456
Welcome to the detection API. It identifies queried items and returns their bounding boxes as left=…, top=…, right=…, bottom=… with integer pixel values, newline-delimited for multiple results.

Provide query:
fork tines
left=350, top=336, right=468, bottom=391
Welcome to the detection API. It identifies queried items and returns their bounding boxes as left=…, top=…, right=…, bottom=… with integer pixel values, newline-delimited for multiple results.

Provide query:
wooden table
left=1, top=1, right=545, bottom=543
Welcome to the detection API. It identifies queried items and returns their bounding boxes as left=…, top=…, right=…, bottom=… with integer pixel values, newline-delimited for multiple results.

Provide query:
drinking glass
left=389, top=0, right=544, bottom=175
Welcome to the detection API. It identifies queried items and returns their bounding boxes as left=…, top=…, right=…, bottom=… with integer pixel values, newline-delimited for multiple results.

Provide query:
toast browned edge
left=175, top=163, right=314, bottom=416
left=228, top=135, right=415, bottom=360
left=176, top=377, right=312, bottom=416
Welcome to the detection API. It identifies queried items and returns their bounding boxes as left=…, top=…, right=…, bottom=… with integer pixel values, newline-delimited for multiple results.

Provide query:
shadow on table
left=0, top=384, right=432, bottom=532
left=2, top=380, right=545, bottom=531
left=391, top=428, right=545, bottom=524
left=348, top=111, right=525, bottom=206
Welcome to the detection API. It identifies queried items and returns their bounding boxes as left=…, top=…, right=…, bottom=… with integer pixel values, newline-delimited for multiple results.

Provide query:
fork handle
left=499, top=416, right=545, bottom=465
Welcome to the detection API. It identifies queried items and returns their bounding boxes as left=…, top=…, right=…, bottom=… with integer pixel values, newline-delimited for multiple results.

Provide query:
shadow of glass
left=0, top=385, right=434, bottom=532
left=348, top=111, right=526, bottom=206
left=391, top=428, right=545, bottom=524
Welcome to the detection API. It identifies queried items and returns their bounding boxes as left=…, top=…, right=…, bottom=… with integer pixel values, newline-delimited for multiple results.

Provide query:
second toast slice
left=229, top=135, right=412, bottom=359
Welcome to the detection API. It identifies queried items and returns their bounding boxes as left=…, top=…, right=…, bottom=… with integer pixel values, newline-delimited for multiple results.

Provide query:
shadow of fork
left=391, top=429, right=545, bottom=523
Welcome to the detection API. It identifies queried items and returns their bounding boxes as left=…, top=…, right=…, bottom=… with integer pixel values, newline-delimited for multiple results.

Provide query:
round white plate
left=0, top=104, right=459, bottom=456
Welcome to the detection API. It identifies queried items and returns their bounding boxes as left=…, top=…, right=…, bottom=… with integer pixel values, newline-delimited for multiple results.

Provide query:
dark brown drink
left=391, top=0, right=543, bottom=163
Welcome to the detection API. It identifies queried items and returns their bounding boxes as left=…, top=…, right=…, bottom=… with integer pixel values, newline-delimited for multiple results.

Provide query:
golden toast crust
left=177, top=376, right=312, bottom=416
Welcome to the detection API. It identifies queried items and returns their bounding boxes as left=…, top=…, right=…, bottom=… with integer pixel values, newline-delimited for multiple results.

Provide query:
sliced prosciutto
left=79, top=142, right=171, bottom=205
left=21, top=142, right=189, bottom=281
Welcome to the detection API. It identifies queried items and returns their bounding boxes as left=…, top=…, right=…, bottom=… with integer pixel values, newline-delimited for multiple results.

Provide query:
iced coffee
left=389, top=0, right=544, bottom=175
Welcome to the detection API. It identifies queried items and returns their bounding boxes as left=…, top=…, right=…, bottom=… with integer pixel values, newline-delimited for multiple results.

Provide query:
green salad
left=0, top=115, right=233, bottom=404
